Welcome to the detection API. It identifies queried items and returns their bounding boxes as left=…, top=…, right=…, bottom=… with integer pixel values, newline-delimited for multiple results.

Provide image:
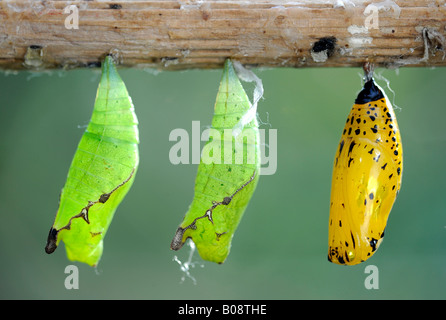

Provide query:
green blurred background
left=0, top=64, right=445, bottom=299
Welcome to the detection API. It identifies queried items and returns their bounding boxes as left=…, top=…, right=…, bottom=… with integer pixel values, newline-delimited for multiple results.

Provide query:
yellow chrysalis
left=328, top=64, right=403, bottom=265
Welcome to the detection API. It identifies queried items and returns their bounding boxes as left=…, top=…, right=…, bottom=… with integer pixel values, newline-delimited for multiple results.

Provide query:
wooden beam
left=0, top=0, right=445, bottom=70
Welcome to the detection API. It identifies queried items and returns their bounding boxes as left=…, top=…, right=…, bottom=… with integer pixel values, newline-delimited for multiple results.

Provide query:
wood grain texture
left=0, top=0, right=445, bottom=70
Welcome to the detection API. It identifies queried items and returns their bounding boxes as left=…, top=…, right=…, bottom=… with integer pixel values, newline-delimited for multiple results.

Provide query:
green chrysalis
left=171, top=59, right=260, bottom=264
left=45, top=56, right=139, bottom=267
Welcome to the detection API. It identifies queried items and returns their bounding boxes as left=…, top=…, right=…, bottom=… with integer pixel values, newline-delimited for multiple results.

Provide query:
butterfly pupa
left=170, top=59, right=261, bottom=264
left=327, top=65, right=403, bottom=266
left=45, top=56, right=139, bottom=267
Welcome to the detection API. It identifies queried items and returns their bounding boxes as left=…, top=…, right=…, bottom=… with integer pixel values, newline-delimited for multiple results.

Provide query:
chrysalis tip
left=170, top=227, right=186, bottom=251
left=45, top=227, right=58, bottom=254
